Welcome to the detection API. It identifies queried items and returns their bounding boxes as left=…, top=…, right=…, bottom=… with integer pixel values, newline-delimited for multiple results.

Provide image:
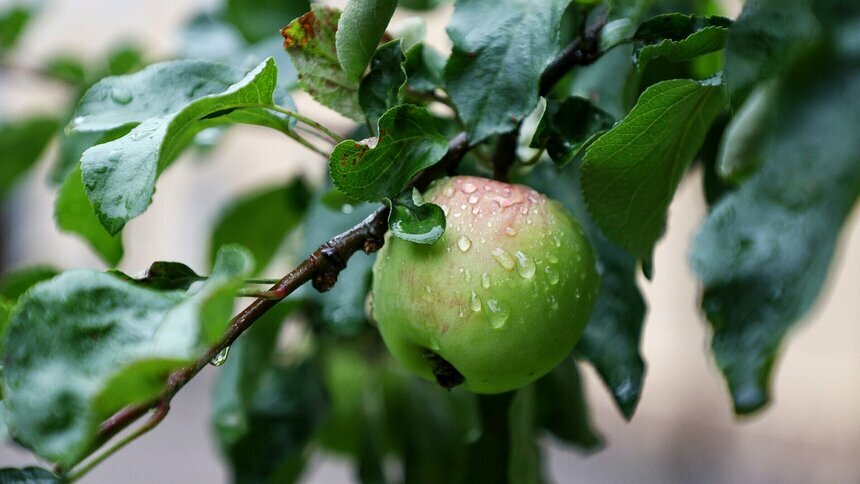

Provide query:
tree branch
left=492, top=13, right=608, bottom=182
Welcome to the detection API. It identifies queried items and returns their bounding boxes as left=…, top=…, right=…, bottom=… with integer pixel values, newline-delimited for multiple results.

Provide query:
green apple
left=371, top=176, right=599, bottom=393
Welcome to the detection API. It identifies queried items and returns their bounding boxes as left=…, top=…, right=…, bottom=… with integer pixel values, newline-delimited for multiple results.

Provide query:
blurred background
left=2, top=0, right=860, bottom=482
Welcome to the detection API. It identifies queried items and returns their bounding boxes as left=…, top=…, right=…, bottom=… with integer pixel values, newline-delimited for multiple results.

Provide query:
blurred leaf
left=224, top=0, right=310, bottom=43
left=210, top=178, right=311, bottom=274
left=55, top=166, right=124, bottom=266
left=508, top=386, right=542, bottom=484
left=336, top=0, right=398, bottom=80
left=0, top=117, right=58, bottom=198
left=50, top=130, right=104, bottom=185
left=106, top=44, right=145, bottom=76
left=383, top=368, right=479, bottom=484
left=0, top=467, right=60, bottom=483
left=723, top=0, right=818, bottom=106
left=0, top=6, right=31, bottom=53
left=403, top=43, right=445, bottom=94
left=75, top=58, right=282, bottom=234
left=691, top=29, right=860, bottom=414
left=44, top=56, right=87, bottom=85
left=535, top=357, right=603, bottom=449
left=568, top=44, right=638, bottom=120
left=212, top=302, right=327, bottom=483
left=0, top=266, right=58, bottom=302
left=399, top=0, right=453, bottom=10
left=530, top=96, right=614, bottom=167
left=633, top=13, right=732, bottom=69
left=358, top=40, right=406, bottom=131
left=581, top=77, right=727, bottom=262
left=180, top=14, right=298, bottom=92
left=2, top=247, right=251, bottom=465
left=524, top=163, right=646, bottom=419
left=388, top=188, right=446, bottom=245
left=282, top=5, right=364, bottom=121
left=445, top=0, right=569, bottom=143
left=300, top=194, right=377, bottom=336
left=715, top=82, right=775, bottom=184
left=119, top=261, right=204, bottom=291
left=330, top=105, right=448, bottom=201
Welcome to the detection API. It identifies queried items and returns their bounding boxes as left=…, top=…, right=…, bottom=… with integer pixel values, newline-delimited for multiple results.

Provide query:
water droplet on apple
left=514, top=251, right=535, bottom=278
left=470, top=291, right=482, bottom=312
left=505, top=227, right=517, bottom=236
left=462, top=182, right=477, bottom=193
left=545, top=266, right=560, bottom=285
left=491, top=248, right=515, bottom=270
left=485, top=299, right=509, bottom=329
left=457, top=235, right=472, bottom=252
left=481, top=273, right=491, bottom=289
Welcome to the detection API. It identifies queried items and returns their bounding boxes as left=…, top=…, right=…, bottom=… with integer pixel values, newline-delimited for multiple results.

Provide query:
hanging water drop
left=210, top=346, right=230, bottom=367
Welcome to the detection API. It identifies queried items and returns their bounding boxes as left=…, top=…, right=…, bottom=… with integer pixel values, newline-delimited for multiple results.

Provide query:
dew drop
left=462, top=182, right=477, bottom=193
left=552, top=235, right=562, bottom=248
left=422, top=285, right=433, bottom=302
left=482, top=273, right=491, bottom=289
left=501, top=187, right=512, bottom=198
left=210, top=346, right=230, bottom=367
left=505, top=227, right=517, bottom=236
left=429, top=336, right=441, bottom=351
left=457, top=235, right=472, bottom=252
left=471, top=206, right=480, bottom=215
left=545, top=266, right=560, bottom=285
left=514, top=251, right=536, bottom=279
left=491, top=248, right=515, bottom=270
left=485, top=299, right=510, bottom=329
left=465, top=269, right=472, bottom=282
left=547, top=252, right=559, bottom=264
left=470, top=291, right=482, bottom=312
left=468, top=195, right=479, bottom=204
left=547, top=295, right=559, bottom=310
left=111, top=87, right=133, bottom=105
left=444, top=186, right=455, bottom=197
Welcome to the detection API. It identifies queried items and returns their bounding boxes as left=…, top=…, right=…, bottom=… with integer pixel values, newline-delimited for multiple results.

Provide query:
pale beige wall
left=2, top=1, right=859, bottom=483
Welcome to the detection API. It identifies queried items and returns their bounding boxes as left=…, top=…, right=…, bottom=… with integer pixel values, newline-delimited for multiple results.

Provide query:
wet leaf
left=329, top=104, right=448, bottom=201
left=388, top=188, right=446, bottom=245
left=633, top=13, right=732, bottom=69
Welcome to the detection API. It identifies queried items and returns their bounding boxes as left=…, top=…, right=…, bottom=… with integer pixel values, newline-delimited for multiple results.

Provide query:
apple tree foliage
left=0, top=0, right=859, bottom=481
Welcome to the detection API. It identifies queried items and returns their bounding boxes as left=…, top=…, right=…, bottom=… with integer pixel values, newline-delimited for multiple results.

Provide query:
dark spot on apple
left=422, top=351, right=464, bottom=390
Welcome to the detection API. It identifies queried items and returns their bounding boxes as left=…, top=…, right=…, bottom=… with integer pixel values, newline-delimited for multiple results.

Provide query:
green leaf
left=524, top=163, right=646, bottom=419
left=633, top=13, right=732, bottom=69
left=0, top=467, right=61, bottom=483
left=581, top=78, right=727, bottom=262
left=118, top=261, right=204, bottom=291
left=535, top=357, right=603, bottom=450
left=210, top=179, right=311, bottom=274
left=508, top=386, right=542, bottom=484
left=715, top=82, right=775, bottom=184
left=388, top=188, right=446, bottom=245
left=0, top=117, right=58, bottom=198
left=0, top=266, right=58, bottom=302
left=2, top=246, right=251, bottom=465
left=444, top=0, right=569, bottom=143
left=225, top=0, right=310, bottom=43
left=3, top=271, right=185, bottom=465
left=336, top=0, right=398, bottom=80
left=691, top=42, right=860, bottom=414
left=358, top=39, right=406, bottom=130
left=329, top=104, right=448, bottom=201
left=299, top=194, right=377, bottom=336
left=50, top=130, right=104, bottom=185
left=212, top=303, right=327, bottom=483
left=399, top=0, right=452, bottom=10
left=530, top=96, right=615, bottom=167
left=723, top=0, right=818, bottom=105
left=0, top=6, right=31, bottom=53
left=77, top=58, right=281, bottom=234
left=55, top=166, right=124, bottom=265
left=283, top=5, right=364, bottom=121
left=403, top=43, right=445, bottom=94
